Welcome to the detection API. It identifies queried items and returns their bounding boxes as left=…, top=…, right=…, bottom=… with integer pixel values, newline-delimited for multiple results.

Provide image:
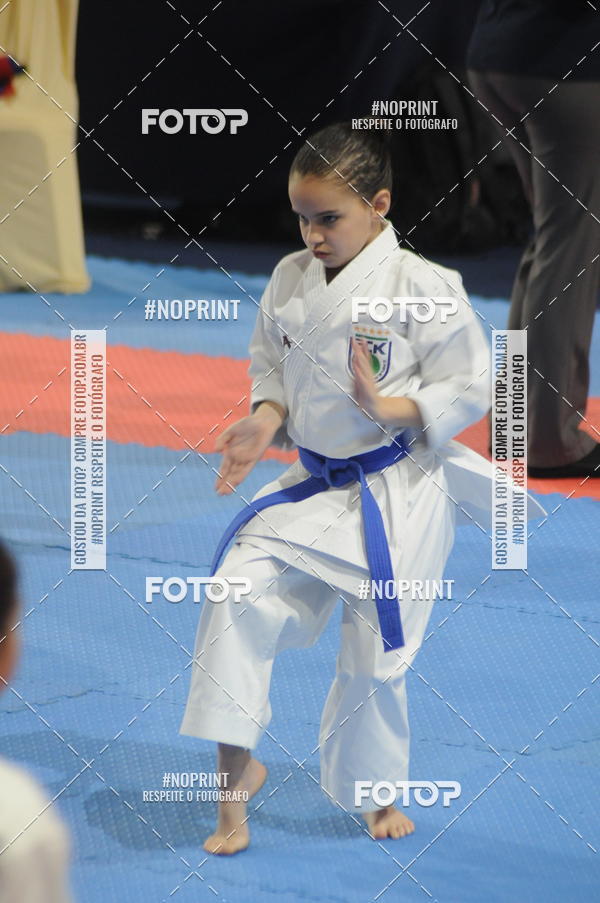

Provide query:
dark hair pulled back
left=290, top=122, right=393, bottom=201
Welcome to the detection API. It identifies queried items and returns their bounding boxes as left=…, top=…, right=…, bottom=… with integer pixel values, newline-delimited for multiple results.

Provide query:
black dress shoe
left=528, top=443, right=600, bottom=478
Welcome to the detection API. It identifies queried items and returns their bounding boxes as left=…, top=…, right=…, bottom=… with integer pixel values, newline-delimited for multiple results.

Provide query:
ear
left=371, top=188, right=391, bottom=220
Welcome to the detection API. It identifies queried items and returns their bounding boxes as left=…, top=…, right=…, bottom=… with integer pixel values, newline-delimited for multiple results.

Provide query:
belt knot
left=209, top=432, right=409, bottom=652
left=317, top=456, right=361, bottom=488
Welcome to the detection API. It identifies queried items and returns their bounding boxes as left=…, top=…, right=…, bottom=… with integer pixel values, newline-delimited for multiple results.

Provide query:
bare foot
left=364, top=806, right=415, bottom=839
left=203, top=745, right=267, bottom=855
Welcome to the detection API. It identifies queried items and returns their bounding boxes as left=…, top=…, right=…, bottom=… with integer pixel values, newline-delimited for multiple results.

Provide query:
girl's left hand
left=351, top=336, right=382, bottom=419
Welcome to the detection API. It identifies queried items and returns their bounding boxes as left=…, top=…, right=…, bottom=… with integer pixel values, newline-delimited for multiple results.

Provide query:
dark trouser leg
left=468, top=70, right=600, bottom=466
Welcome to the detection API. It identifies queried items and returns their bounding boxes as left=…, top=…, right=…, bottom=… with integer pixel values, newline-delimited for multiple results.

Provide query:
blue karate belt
left=210, top=432, right=410, bottom=653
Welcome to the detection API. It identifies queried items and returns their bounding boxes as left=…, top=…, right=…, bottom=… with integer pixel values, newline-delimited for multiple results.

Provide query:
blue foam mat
left=1, top=255, right=599, bottom=393
left=1, top=431, right=599, bottom=901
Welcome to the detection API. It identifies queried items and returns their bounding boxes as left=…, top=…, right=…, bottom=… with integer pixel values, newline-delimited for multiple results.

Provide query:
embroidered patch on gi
left=348, top=325, right=392, bottom=383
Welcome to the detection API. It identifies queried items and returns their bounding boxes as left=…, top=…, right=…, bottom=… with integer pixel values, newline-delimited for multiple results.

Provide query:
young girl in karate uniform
left=180, top=122, right=542, bottom=854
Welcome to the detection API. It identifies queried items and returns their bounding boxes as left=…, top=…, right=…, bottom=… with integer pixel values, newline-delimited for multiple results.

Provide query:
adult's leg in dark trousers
left=502, top=75, right=600, bottom=466
left=467, top=70, right=535, bottom=451
left=467, top=70, right=535, bottom=332
left=468, top=71, right=600, bottom=466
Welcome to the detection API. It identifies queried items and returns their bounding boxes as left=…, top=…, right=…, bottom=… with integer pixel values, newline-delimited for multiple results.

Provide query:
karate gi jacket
left=236, top=221, right=545, bottom=586
left=0, top=756, right=73, bottom=902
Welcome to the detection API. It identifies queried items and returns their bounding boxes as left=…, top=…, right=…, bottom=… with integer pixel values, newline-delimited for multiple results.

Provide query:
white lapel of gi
left=282, top=222, right=404, bottom=438
left=299, top=221, right=402, bottom=354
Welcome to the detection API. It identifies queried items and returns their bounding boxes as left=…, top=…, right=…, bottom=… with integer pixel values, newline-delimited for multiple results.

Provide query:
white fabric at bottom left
left=0, top=756, right=73, bottom=902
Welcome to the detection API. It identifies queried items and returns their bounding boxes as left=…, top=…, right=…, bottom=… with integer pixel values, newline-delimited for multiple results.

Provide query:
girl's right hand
left=214, top=406, right=284, bottom=495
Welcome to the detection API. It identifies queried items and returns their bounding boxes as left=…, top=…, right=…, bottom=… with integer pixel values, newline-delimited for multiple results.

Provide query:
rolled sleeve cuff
left=406, top=385, right=486, bottom=451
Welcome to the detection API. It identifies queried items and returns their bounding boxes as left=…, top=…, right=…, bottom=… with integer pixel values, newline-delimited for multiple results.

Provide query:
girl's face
left=288, top=173, right=391, bottom=273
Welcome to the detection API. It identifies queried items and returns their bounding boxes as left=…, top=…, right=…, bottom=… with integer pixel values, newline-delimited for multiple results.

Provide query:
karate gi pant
left=180, top=473, right=455, bottom=813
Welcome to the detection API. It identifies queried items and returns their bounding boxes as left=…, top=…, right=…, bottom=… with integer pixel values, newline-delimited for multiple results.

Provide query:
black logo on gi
left=282, top=334, right=291, bottom=349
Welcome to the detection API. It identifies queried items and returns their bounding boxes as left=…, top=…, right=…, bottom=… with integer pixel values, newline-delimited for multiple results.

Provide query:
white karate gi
left=0, top=756, right=74, bottom=902
left=180, top=221, right=545, bottom=812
